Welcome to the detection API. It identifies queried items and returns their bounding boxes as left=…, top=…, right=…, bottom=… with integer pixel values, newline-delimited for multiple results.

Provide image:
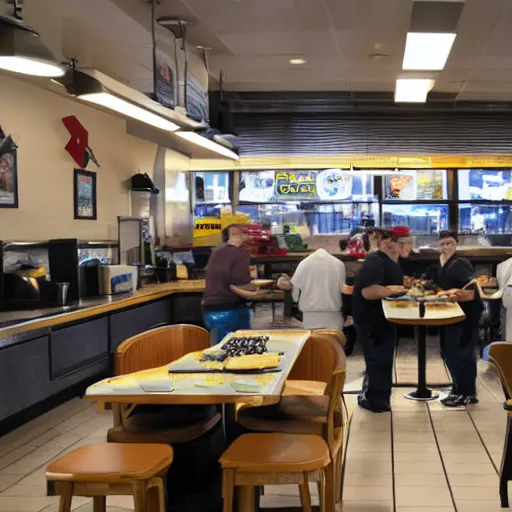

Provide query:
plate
left=251, top=279, right=274, bottom=288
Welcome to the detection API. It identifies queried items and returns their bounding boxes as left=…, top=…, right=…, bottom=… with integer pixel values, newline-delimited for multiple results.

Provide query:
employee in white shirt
left=277, top=248, right=346, bottom=330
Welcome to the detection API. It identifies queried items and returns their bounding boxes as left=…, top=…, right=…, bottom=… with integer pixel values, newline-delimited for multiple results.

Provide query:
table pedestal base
left=405, top=389, right=439, bottom=401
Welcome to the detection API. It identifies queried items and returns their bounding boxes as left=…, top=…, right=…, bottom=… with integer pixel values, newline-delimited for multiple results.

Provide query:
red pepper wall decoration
left=62, top=116, right=100, bottom=168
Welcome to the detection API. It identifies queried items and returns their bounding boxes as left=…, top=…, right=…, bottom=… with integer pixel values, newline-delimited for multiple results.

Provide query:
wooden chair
left=488, top=342, right=512, bottom=507
left=108, top=324, right=221, bottom=444
left=46, top=443, right=173, bottom=512
left=220, top=433, right=331, bottom=512
left=237, top=333, right=347, bottom=508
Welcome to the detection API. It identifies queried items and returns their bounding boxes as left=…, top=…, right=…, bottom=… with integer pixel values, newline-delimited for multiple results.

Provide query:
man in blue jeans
left=203, top=225, right=258, bottom=345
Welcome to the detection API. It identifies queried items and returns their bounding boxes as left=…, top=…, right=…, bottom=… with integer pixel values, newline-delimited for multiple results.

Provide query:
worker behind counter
left=352, top=230, right=404, bottom=413
left=431, top=230, right=483, bottom=407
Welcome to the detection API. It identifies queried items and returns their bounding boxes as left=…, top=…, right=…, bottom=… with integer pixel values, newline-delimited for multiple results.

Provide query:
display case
left=457, top=169, right=512, bottom=234
left=193, top=171, right=231, bottom=219
left=382, top=203, right=449, bottom=233
left=237, top=169, right=378, bottom=234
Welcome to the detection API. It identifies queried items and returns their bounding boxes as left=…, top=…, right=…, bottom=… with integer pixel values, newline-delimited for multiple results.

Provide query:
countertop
left=0, top=280, right=206, bottom=342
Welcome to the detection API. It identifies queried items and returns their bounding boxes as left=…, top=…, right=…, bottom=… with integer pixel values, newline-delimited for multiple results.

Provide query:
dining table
left=84, top=329, right=311, bottom=512
left=383, top=299, right=466, bottom=401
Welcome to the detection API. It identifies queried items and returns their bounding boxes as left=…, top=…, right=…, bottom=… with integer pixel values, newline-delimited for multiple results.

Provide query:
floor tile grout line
left=390, top=409, right=397, bottom=512
left=465, top=407, right=501, bottom=476
left=426, top=401, right=458, bottom=512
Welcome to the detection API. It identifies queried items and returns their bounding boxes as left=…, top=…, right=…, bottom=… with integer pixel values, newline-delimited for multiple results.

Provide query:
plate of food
left=251, top=279, right=274, bottom=289
left=224, top=353, right=282, bottom=373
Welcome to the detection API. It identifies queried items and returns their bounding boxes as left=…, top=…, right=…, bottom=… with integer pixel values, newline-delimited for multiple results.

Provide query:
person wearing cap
left=352, top=230, right=405, bottom=412
left=392, top=225, right=414, bottom=279
left=433, top=230, right=483, bottom=407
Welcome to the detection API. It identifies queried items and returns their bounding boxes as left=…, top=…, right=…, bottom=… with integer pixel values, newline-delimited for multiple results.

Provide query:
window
left=384, top=170, right=448, bottom=200
left=458, top=203, right=512, bottom=234
left=458, top=169, right=512, bottom=201
left=382, top=203, right=449, bottom=234
left=194, top=172, right=230, bottom=204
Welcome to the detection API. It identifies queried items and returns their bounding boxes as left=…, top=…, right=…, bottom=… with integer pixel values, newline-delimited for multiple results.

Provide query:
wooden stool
left=46, top=443, right=173, bottom=512
left=220, top=433, right=331, bottom=512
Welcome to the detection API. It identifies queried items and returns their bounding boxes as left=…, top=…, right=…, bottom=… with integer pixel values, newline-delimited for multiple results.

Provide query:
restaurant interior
left=2, top=0, right=512, bottom=511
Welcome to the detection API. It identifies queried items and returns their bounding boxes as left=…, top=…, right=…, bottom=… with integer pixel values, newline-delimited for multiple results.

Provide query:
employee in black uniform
left=353, top=230, right=404, bottom=412
left=434, top=231, right=483, bottom=407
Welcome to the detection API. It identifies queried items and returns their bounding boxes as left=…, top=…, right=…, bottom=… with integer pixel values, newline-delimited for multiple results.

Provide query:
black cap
left=439, top=230, right=458, bottom=242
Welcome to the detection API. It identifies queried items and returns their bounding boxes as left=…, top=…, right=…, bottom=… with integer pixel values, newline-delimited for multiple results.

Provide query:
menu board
left=275, top=171, right=317, bottom=199
left=458, top=169, right=512, bottom=200
left=384, top=170, right=447, bottom=200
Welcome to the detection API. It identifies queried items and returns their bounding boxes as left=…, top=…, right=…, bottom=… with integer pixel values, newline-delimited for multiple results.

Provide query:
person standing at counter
left=276, top=248, right=346, bottom=330
left=435, top=231, right=482, bottom=407
left=203, top=225, right=258, bottom=345
left=352, top=230, right=404, bottom=413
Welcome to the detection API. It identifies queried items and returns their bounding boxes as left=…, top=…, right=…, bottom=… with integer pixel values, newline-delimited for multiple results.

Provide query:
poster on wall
left=74, top=169, right=97, bottom=220
left=275, top=171, right=317, bottom=199
left=0, top=127, right=18, bottom=208
left=154, top=48, right=175, bottom=108
left=186, top=73, right=209, bottom=122
left=239, top=171, right=275, bottom=203
left=316, top=169, right=352, bottom=200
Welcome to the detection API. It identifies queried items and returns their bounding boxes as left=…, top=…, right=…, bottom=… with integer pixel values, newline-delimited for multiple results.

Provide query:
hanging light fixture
left=0, top=6, right=64, bottom=78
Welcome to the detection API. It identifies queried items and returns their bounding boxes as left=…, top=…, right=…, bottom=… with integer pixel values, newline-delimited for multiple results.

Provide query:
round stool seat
left=46, top=443, right=173, bottom=483
left=220, top=433, right=330, bottom=473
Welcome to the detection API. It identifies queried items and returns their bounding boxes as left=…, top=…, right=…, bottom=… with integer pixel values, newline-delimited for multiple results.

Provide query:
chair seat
left=46, top=443, right=173, bottom=483
left=108, top=412, right=222, bottom=444
left=237, top=395, right=342, bottom=435
left=282, top=380, right=326, bottom=396
left=220, top=433, right=330, bottom=473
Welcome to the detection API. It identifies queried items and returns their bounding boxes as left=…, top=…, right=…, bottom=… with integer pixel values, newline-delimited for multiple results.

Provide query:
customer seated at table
left=277, top=248, right=346, bottom=330
left=203, top=225, right=258, bottom=345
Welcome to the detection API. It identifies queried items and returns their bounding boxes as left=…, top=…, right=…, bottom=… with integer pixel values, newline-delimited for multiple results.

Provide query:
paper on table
left=138, top=380, right=175, bottom=393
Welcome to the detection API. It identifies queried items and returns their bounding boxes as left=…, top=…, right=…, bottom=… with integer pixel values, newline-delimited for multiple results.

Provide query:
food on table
left=222, top=335, right=270, bottom=358
left=427, top=302, right=457, bottom=310
left=201, top=347, right=228, bottom=362
left=203, top=361, right=224, bottom=371
left=231, top=378, right=262, bottom=393
left=224, top=353, right=280, bottom=371
left=406, top=279, right=437, bottom=298
left=388, top=301, right=416, bottom=308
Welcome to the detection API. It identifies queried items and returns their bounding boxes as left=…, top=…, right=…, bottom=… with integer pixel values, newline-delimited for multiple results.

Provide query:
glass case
left=382, top=203, right=449, bottom=233
left=193, top=171, right=231, bottom=219
left=458, top=203, right=512, bottom=234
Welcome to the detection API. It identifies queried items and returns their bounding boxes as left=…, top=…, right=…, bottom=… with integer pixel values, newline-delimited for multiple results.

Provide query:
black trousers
left=440, top=321, right=478, bottom=396
left=356, top=322, right=397, bottom=408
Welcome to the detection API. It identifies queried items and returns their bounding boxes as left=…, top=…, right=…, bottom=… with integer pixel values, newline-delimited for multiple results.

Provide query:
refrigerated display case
left=193, top=171, right=231, bottom=219
left=382, top=203, right=449, bottom=233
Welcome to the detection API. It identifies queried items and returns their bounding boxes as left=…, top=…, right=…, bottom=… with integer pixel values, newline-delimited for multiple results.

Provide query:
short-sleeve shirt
left=434, top=254, right=483, bottom=326
left=203, top=243, right=251, bottom=308
left=352, top=251, right=404, bottom=326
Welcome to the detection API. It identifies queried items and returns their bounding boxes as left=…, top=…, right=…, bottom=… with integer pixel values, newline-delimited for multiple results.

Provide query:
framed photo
left=74, top=169, right=97, bottom=220
left=0, top=150, right=19, bottom=208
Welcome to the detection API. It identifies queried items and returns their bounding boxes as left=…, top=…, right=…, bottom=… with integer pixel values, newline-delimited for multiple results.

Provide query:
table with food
left=383, top=278, right=466, bottom=400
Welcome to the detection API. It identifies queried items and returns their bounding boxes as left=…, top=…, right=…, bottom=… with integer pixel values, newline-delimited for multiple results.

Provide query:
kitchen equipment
left=98, top=265, right=137, bottom=295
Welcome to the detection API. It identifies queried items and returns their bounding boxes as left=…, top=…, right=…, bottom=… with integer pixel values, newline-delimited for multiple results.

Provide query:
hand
left=249, top=266, right=258, bottom=279
left=387, top=285, right=406, bottom=293
left=277, top=275, right=292, bottom=291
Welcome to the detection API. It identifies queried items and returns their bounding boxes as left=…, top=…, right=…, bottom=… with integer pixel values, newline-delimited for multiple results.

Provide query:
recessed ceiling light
left=290, top=58, right=306, bottom=65
left=394, top=78, right=435, bottom=103
left=369, top=53, right=389, bottom=61
left=403, top=32, right=457, bottom=71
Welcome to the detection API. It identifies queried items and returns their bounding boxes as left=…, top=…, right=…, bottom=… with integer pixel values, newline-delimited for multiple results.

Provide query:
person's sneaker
left=440, top=394, right=464, bottom=407
left=461, top=395, right=479, bottom=405
left=357, top=395, right=391, bottom=413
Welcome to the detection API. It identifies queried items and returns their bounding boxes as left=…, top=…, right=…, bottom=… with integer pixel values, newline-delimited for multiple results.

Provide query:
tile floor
left=0, top=328, right=508, bottom=511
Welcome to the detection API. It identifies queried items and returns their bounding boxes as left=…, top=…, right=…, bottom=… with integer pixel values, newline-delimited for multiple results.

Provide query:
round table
left=382, top=299, right=466, bottom=401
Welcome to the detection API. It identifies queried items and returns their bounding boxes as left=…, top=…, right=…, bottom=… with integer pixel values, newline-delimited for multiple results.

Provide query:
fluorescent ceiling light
left=0, top=16, right=65, bottom=77
left=177, top=132, right=240, bottom=160
left=80, top=92, right=179, bottom=132
left=325, top=168, right=398, bottom=176
left=395, top=79, right=434, bottom=103
left=290, top=58, right=306, bottom=65
left=403, top=32, right=456, bottom=71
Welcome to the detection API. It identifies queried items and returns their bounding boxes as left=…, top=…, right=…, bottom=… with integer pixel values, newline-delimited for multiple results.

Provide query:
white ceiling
left=136, top=0, right=512, bottom=101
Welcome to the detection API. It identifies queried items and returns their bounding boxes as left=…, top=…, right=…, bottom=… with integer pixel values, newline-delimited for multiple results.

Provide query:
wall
left=0, top=73, right=163, bottom=241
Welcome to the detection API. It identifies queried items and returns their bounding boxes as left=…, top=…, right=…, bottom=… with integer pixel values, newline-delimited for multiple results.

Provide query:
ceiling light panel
left=403, top=32, right=456, bottom=70
left=395, top=79, right=435, bottom=103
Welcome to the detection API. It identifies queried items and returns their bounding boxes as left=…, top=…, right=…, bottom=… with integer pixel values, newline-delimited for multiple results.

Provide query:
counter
left=0, top=280, right=206, bottom=434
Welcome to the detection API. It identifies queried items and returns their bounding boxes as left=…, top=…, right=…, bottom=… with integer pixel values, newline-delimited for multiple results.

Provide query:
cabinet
left=109, top=298, right=172, bottom=351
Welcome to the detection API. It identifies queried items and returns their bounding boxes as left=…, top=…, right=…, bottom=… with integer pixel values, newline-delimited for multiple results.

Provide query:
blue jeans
left=203, top=307, right=251, bottom=346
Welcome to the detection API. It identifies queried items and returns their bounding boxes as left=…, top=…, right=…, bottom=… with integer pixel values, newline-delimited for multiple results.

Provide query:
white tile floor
left=0, top=353, right=508, bottom=511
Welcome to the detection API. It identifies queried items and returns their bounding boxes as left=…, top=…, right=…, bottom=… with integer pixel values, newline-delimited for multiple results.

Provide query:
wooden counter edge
left=0, top=280, right=206, bottom=340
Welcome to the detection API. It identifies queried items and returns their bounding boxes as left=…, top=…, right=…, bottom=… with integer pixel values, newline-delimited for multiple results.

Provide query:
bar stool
left=220, top=433, right=331, bottom=512
left=46, top=443, right=173, bottom=512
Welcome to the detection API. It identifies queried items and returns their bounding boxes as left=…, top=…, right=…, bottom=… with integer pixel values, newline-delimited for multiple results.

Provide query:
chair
left=488, top=342, right=512, bottom=507
left=220, top=433, right=331, bottom=512
left=108, top=324, right=221, bottom=445
left=237, top=333, right=347, bottom=508
left=46, top=443, right=173, bottom=512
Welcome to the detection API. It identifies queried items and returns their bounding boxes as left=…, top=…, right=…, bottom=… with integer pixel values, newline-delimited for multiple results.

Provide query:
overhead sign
left=275, top=171, right=317, bottom=198
left=154, top=49, right=175, bottom=108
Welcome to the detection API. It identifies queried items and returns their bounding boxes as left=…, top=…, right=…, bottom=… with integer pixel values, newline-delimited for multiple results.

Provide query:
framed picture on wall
left=0, top=150, right=19, bottom=208
left=74, top=169, right=97, bottom=220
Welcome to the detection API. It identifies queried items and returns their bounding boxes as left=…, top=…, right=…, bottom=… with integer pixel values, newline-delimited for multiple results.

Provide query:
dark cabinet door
left=0, top=336, right=50, bottom=421
left=50, top=317, right=109, bottom=380
left=110, top=298, right=172, bottom=351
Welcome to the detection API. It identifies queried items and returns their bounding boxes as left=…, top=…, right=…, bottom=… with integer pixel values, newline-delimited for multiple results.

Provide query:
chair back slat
left=115, top=324, right=210, bottom=376
left=489, top=342, right=512, bottom=400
